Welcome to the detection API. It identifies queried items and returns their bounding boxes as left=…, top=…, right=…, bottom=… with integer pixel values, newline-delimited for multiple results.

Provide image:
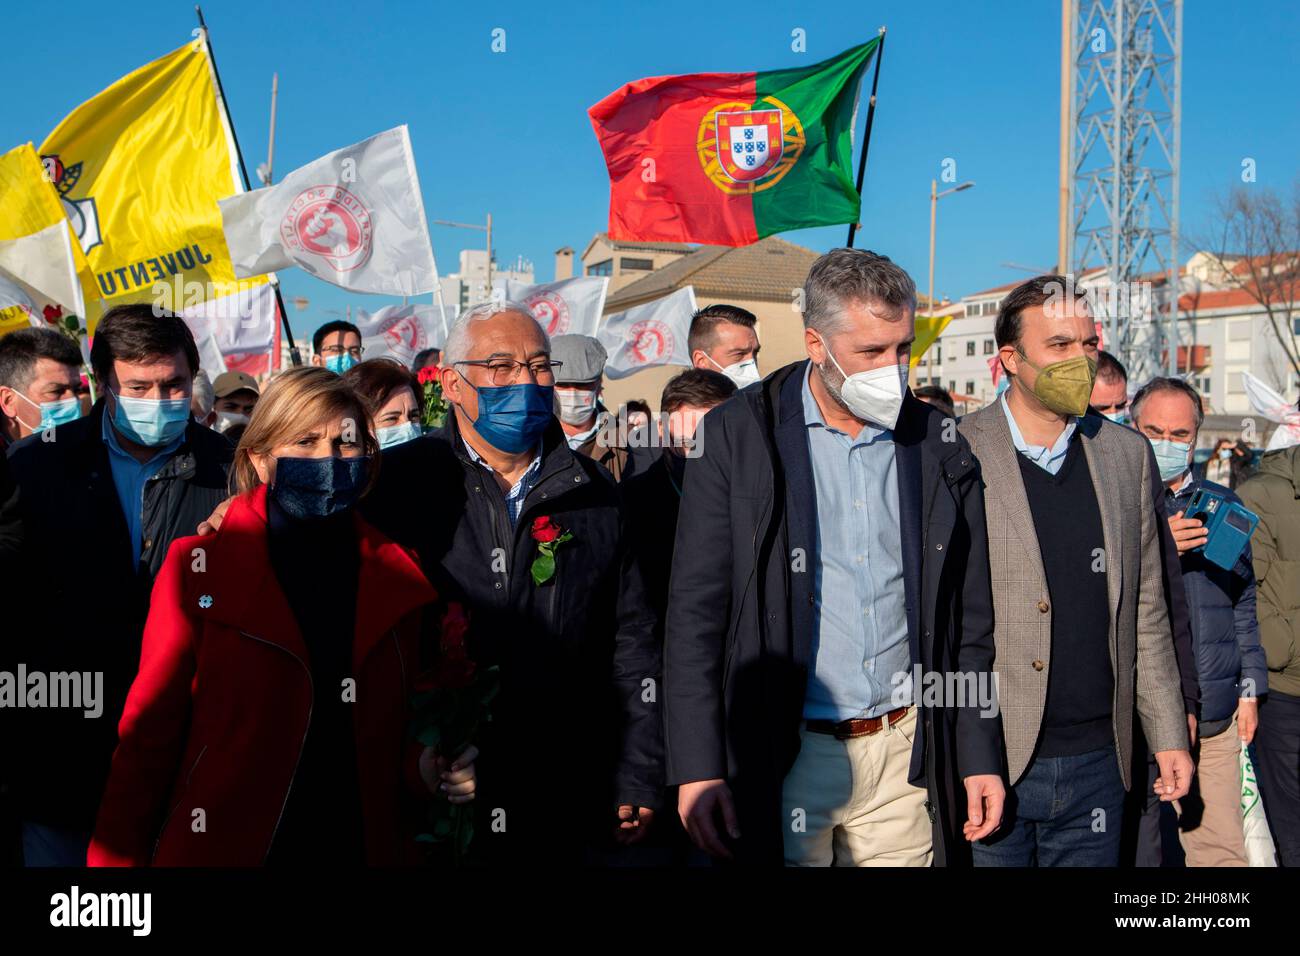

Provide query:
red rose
left=531, top=516, right=562, bottom=544
left=42, top=304, right=62, bottom=324
left=440, top=602, right=470, bottom=661
left=417, top=366, right=441, bottom=385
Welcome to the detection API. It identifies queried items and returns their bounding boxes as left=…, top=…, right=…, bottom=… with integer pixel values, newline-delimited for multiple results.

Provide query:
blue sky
left=4, top=0, right=1297, bottom=342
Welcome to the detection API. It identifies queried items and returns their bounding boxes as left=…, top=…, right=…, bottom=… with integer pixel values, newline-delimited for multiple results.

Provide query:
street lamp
left=927, top=180, right=975, bottom=316
left=433, top=214, right=493, bottom=302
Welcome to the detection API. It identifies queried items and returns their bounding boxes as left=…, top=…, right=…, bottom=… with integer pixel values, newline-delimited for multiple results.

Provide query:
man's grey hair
left=1131, top=376, right=1205, bottom=431
left=442, top=299, right=550, bottom=367
left=191, top=368, right=215, bottom=417
left=801, top=247, right=917, bottom=335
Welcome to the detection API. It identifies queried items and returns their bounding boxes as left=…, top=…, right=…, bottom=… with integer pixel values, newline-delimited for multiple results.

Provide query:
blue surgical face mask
left=16, top=391, right=82, bottom=430
left=466, top=381, right=554, bottom=454
left=1150, top=438, right=1192, bottom=482
left=325, top=353, right=359, bottom=375
left=272, top=455, right=371, bottom=520
left=1104, top=410, right=1131, bottom=427
left=111, top=390, right=190, bottom=447
left=377, top=420, right=421, bottom=449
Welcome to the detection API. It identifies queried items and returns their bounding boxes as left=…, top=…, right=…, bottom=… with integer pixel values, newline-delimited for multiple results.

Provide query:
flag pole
left=845, top=27, right=887, bottom=248
left=195, top=5, right=302, bottom=366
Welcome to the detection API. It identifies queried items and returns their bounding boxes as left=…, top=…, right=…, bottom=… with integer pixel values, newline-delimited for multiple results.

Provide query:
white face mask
left=555, top=387, right=598, bottom=426
left=816, top=332, right=908, bottom=430
left=705, top=353, right=760, bottom=389
left=215, top=411, right=250, bottom=433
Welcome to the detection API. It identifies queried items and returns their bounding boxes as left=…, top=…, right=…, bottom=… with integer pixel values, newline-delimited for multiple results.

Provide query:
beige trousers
left=781, top=707, right=933, bottom=866
left=1176, top=714, right=1248, bottom=867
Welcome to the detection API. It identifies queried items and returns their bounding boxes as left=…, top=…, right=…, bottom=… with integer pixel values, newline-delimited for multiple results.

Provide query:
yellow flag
left=39, top=38, right=273, bottom=340
left=909, top=313, right=954, bottom=368
left=0, top=143, right=74, bottom=240
left=0, top=143, right=94, bottom=335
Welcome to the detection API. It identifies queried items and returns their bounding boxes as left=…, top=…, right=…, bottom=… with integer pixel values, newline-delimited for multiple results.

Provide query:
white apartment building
left=439, top=248, right=534, bottom=312
left=916, top=285, right=1009, bottom=409
left=917, top=253, right=1299, bottom=415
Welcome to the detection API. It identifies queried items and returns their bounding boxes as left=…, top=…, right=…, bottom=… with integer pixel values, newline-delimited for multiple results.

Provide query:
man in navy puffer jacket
left=1134, top=378, right=1267, bottom=866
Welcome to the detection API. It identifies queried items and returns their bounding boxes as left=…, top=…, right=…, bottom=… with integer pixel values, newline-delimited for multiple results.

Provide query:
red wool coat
left=88, top=485, right=438, bottom=866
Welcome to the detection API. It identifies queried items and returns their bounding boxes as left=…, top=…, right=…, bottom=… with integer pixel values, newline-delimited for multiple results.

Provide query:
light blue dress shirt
left=1000, top=393, right=1077, bottom=475
left=463, top=438, right=542, bottom=526
left=102, top=411, right=185, bottom=567
left=802, top=365, right=913, bottom=721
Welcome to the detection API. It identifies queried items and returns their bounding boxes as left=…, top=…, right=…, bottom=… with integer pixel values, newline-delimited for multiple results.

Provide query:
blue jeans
left=973, top=745, right=1125, bottom=867
left=21, top=820, right=90, bottom=867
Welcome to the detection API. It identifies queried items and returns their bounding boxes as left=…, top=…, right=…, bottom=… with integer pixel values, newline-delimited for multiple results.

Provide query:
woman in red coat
left=88, top=366, right=475, bottom=866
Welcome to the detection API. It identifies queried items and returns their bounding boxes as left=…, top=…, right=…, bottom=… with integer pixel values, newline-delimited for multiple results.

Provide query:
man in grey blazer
left=959, top=275, right=1193, bottom=866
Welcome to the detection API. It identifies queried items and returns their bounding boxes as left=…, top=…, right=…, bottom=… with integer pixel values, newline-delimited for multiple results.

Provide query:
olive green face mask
left=1015, top=352, right=1097, bottom=417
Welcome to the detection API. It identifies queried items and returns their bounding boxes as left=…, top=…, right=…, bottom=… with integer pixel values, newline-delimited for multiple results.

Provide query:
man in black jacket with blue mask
left=1133, top=376, right=1266, bottom=866
left=5, top=304, right=232, bottom=865
left=666, top=249, right=1005, bottom=866
left=360, top=301, right=662, bottom=864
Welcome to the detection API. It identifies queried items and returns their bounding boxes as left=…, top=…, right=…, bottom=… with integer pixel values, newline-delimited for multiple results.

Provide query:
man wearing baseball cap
left=211, top=370, right=260, bottom=435
left=550, top=334, right=629, bottom=480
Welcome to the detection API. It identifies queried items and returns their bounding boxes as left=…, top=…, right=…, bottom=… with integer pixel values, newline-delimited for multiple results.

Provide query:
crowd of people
left=0, top=246, right=1296, bottom=868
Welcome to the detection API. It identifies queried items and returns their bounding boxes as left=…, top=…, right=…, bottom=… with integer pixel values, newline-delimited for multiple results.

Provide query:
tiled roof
left=1177, top=287, right=1298, bottom=313
left=605, top=235, right=821, bottom=309
left=581, top=232, right=696, bottom=260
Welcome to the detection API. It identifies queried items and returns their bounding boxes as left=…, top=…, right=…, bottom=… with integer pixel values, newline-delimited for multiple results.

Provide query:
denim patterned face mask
left=271, top=455, right=371, bottom=520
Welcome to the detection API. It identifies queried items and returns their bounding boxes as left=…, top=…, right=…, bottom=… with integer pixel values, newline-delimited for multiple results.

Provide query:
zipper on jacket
left=152, top=744, right=207, bottom=861
left=238, top=629, right=314, bottom=865
left=464, top=459, right=516, bottom=604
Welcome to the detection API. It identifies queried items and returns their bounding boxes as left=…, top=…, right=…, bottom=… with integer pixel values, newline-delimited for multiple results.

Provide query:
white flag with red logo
left=1242, top=371, right=1300, bottom=450
left=179, top=279, right=278, bottom=377
left=598, top=285, right=697, bottom=379
left=355, top=302, right=457, bottom=367
left=218, top=126, right=437, bottom=296
left=493, top=275, right=609, bottom=337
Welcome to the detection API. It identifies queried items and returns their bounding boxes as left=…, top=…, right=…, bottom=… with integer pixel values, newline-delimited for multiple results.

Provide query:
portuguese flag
left=589, top=38, right=881, bottom=247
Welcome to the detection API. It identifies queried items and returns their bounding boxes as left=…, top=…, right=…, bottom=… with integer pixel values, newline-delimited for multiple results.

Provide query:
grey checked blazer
left=959, top=403, right=1188, bottom=788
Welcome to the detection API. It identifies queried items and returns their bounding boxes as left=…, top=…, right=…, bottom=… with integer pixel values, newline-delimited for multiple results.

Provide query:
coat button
left=1032, top=660, right=1045, bottom=671
left=935, top=543, right=943, bottom=551
left=1037, top=600, right=1049, bottom=613
left=142, top=538, right=152, bottom=551
left=494, top=582, right=502, bottom=590
left=808, top=595, right=815, bottom=606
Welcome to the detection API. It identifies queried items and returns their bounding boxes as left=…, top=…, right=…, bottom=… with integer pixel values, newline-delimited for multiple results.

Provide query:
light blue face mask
left=325, top=353, right=359, bottom=375
left=377, top=420, right=421, bottom=449
left=16, top=391, right=82, bottom=430
left=1150, top=438, right=1192, bottom=482
left=111, top=390, right=190, bottom=447
left=1103, top=410, right=1131, bottom=427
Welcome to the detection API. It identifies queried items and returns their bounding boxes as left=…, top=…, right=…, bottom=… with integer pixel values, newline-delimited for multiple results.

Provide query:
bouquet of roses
left=408, top=601, right=498, bottom=865
left=418, top=366, right=450, bottom=429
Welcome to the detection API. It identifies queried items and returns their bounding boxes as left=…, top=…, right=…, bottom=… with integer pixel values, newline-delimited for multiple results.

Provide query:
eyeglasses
left=320, top=345, right=365, bottom=359
left=455, top=358, right=563, bottom=387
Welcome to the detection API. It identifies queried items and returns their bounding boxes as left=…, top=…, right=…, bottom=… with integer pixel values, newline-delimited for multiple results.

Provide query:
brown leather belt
left=806, top=706, right=911, bottom=740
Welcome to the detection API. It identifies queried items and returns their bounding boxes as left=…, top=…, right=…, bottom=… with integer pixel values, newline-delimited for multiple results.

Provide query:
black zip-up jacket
left=4, top=401, right=232, bottom=831
left=361, top=414, right=662, bottom=859
left=664, top=361, right=1002, bottom=865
